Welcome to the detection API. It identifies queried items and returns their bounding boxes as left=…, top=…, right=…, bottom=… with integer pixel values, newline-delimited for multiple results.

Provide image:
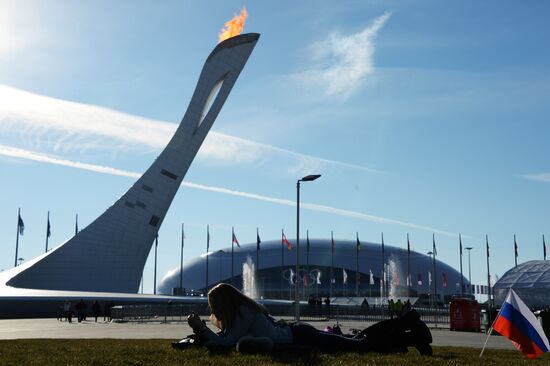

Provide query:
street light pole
left=465, top=247, right=473, bottom=296
left=295, top=174, right=321, bottom=321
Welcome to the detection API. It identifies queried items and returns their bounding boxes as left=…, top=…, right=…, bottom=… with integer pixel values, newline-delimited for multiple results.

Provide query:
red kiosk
left=450, top=298, right=481, bottom=332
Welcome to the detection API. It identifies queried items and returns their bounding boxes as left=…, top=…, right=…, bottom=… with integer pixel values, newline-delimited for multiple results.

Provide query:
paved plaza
left=0, top=318, right=514, bottom=350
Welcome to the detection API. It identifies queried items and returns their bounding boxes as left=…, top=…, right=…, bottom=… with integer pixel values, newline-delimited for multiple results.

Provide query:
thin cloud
left=0, top=144, right=455, bottom=237
left=293, top=12, right=391, bottom=99
left=0, top=84, right=381, bottom=174
left=521, top=173, right=550, bottom=183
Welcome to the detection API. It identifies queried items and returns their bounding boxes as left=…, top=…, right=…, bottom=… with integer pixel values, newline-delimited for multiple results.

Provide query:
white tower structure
left=5, top=33, right=260, bottom=293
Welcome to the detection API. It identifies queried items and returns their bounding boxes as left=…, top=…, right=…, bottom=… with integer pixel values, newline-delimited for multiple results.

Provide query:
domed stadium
left=493, top=260, right=550, bottom=309
left=159, top=239, right=468, bottom=302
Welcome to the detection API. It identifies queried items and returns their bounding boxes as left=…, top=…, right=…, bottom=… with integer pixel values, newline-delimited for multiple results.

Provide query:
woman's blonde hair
left=207, top=283, right=268, bottom=331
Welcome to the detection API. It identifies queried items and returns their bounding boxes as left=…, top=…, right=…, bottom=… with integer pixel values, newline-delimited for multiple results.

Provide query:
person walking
left=76, top=299, right=87, bottom=322
left=63, top=301, right=73, bottom=323
left=92, top=300, right=101, bottom=322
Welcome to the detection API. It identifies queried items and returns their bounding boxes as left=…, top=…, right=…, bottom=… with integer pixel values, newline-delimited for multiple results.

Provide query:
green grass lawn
left=0, top=340, right=547, bottom=366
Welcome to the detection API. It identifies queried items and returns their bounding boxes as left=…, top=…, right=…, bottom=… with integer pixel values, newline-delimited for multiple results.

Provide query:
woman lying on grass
left=186, top=283, right=433, bottom=355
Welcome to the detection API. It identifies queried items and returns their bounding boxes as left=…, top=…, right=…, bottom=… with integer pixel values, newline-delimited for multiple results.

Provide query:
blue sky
left=0, top=0, right=549, bottom=294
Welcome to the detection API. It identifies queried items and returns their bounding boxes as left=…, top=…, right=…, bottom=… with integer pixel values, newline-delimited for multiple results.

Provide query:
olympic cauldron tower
left=3, top=33, right=260, bottom=293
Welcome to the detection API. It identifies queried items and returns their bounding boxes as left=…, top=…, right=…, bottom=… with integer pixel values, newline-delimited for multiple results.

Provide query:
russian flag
left=493, top=289, right=550, bottom=359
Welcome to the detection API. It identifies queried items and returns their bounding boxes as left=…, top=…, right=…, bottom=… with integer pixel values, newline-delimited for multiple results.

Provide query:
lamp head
left=300, top=174, right=321, bottom=182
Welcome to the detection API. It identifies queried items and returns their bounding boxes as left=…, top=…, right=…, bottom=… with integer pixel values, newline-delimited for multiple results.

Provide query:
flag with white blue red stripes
left=493, top=289, right=550, bottom=359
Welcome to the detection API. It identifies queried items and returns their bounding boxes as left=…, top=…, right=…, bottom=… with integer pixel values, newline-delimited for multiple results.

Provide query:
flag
left=407, top=233, right=410, bottom=256
left=432, top=233, right=437, bottom=256
left=303, top=273, right=308, bottom=286
left=417, top=273, right=423, bottom=286
left=306, top=230, right=310, bottom=254
left=442, top=272, right=447, bottom=288
left=331, top=272, right=336, bottom=284
left=514, top=235, right=518, bottom=259
left=343, top=269, right=348, bottom=284
left=18, top=214, right=25, bottom=235
left=316, top=271, right=321, bottom=284
left=356, top=233, right=360, bottom=253
left=232, top=230, right=240, bottom=248
left=282, top=231, right=292, bottom=251
left=544, top=235, right=547, bottom=260
left=256, top=231, right=261, bottom=251
left=459, top=233, right=463, bottom=256
left=207, top=225, right=210, bottom=252
left=75, top=214, right=79, bottom=235
left=331, top=232, right=335, bottom=253
left=428, top=271, right=432, bottom=286
left=289, top=269, right=295, bottom=284
left=47, top=216, right=51, bottom=238
left=493, top=289, right=550, bottom=359
left=486, top=235, right=490, bottom=258
left=369, top=269, right=374, bottom=285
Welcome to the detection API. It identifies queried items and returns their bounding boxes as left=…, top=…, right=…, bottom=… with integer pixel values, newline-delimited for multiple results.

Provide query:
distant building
left=493, top=260, right=550, bottom=309
left=158, top=239, right=468, bottom=302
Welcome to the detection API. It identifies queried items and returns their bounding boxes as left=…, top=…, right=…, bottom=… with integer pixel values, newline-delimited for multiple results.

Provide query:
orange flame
left=218, top=7, right=248, bottom=43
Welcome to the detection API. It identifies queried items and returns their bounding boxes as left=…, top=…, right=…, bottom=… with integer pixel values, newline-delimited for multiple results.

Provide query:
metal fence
left=112, top=303, right=450, bottom=327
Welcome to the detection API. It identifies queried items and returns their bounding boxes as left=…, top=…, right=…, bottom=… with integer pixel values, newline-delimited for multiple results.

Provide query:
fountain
left=387, top=256, right=403, bottom=299
left=242, top=255, right=258, bottom=299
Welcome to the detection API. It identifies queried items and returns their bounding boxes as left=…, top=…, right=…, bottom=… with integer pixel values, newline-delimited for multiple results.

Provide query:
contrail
left=0, top=84, right=383, bottom=174
left=0, top=144, right=457, bottom=237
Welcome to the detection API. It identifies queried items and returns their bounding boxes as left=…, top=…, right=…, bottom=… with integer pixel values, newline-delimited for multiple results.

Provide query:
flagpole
left=295, top=179, right=300, bottom=320
left=479, top=325, right=494, bottom=358
left=231, top=226, right=235, bottom=287
left=306, top=230, right=310, bottom=300
left=14, top=208, right=21, bottom=267
left=154, top=234, right=158, bottom=295
left=381, top=232, right=386, bottom=305
left=432, top=234, right=438, bottom=323
left=356, top=232, right=359, bottom=297
left=479, top=298, right=501, bottom=357
left=281, top=229, right=284, bottom=299
left=180, top=223, right=184, bottom=293
left=330, top=230, right=334, bottom=298
left=206, top=225, right=210, bottom=292
left=407, top=233, right=411, bottom=297
left=45, top=211, right=50, bottom=253
left=486, top=234, right=492, bottom=328
left=459, top=234, right=464, bottom=297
